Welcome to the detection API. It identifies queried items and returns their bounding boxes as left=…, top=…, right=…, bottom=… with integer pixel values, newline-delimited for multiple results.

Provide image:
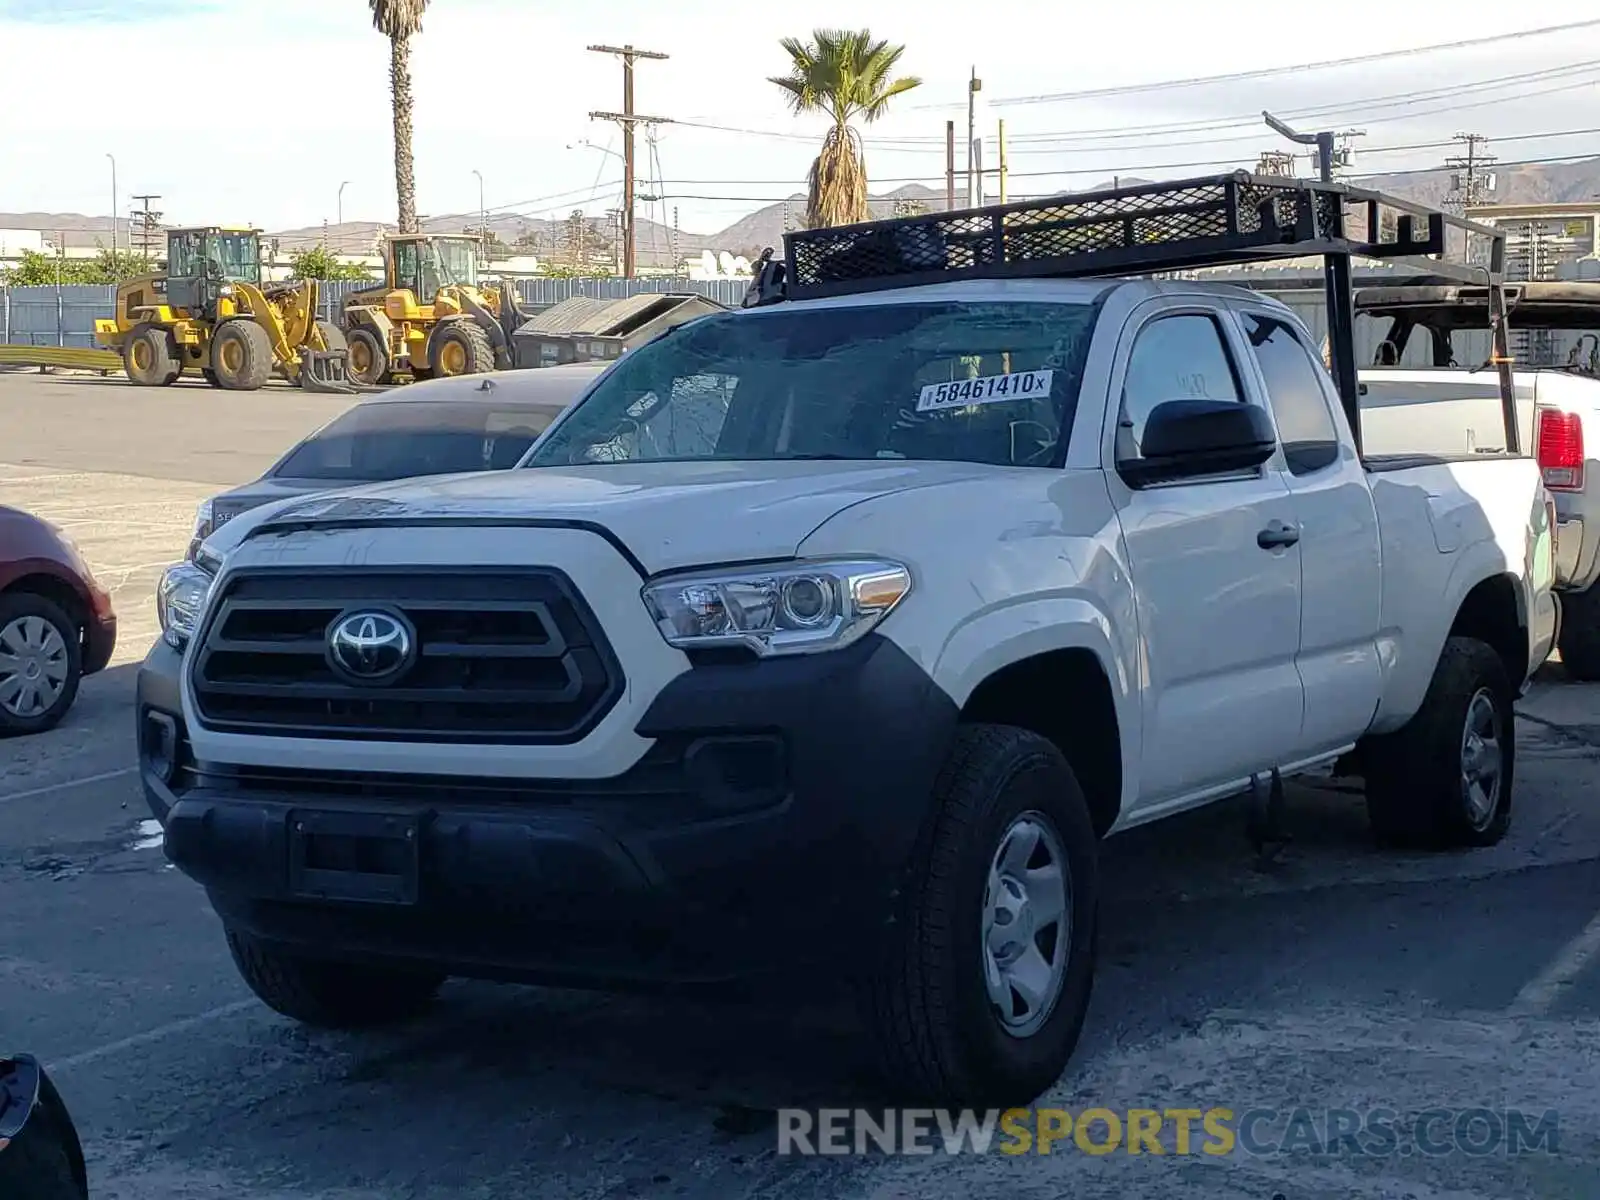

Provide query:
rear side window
left=1243, top=314, right=1341, bottom=475
left=1118, top=313, right=1244, bottom=461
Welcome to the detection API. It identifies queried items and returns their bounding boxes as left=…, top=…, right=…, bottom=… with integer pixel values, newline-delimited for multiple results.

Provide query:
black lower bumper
left=137, top=635, right=956, bottom=986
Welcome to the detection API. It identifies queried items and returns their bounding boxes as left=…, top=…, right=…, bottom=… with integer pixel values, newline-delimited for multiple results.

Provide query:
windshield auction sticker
left=917, top=369, right=1054, bottom=413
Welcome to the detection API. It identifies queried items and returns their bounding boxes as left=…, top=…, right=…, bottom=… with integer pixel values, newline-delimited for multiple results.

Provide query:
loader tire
left=313, top=319, right=348, bottom=355
left=123, top=323, right=179, bottom=386
left=1362, top=636, right=1514, bottom=850
left=1555, top=585, right=1600, bottom=681
left=432, top=320, right=495, bottom=378
left=210, top=320, right=273, bottom=391
left=346, top=327, right=388, bottom=387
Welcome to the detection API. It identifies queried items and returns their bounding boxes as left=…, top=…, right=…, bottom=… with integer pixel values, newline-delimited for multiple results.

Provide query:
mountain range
left=7, top=156, right=1600, bottom=269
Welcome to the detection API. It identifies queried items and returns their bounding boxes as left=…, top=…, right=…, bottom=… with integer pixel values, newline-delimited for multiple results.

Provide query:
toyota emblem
left=326, top=609, right=416, bottom=685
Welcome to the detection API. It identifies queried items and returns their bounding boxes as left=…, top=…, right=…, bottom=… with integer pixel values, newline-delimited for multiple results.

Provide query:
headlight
left=157, top=560, right=215, bottom=650
left=186, top=499, right=215, bottom=561
left=642, top=559, right=911, bottom=657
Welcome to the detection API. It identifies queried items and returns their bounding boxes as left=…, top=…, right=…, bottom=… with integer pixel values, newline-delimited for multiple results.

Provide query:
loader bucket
left=298, top=348, right=357, bottom=394
left=0, top=1055, right=89, bottom=1200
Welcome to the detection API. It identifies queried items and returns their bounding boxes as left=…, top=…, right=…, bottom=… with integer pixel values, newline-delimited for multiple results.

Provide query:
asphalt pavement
left=2, top=369, right=1599, bottom=1200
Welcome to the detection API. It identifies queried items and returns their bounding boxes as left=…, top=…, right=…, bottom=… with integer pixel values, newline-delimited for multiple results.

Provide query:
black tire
left=345, top=326, right=389, bottom=387
left=859, top=723, right=1099, bottom=1107
left=314, top=319, right=348, bottom=355
left=0, top=592, right=83, bottom=737
left=1556, top=585, right=1600, bottom=681
left=122, top=322, right=179, bottom=386
left=431, top=320, right=495, bottom=377
left=1362, top=636, right=1515, bottom=849
left=209, top=320, right=273, bottom=391
left=225, top=927, right=444, bottom=1029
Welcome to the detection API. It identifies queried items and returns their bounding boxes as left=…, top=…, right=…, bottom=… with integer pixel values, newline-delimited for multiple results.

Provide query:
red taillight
left=1536, top=408, right=1585, bottom=491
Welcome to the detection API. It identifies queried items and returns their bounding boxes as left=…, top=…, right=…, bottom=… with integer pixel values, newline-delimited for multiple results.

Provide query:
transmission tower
left=1254, top=150, right=1297, bottom=177
left=1444, top=133, right=1498, bottom=213
left=130, top=194, right=163, bottom=258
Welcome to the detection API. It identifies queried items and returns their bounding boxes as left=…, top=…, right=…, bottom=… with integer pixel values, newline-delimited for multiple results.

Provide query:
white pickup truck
left=1354, top=281, right=1600, bottom=677
left=137, top=174, right=1557, bottom=1108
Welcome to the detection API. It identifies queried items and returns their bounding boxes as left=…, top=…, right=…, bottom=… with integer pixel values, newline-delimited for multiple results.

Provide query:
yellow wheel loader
left=340, top=234, right=528, bottom=387
left=94, top=227, right=353, bottom=393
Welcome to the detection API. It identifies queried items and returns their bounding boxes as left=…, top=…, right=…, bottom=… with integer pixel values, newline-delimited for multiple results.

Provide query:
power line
left=673, top=60, right=1600, bottom=153
left=917, top=19, right=1600, bottom=109
left=1445, top=133, right=1499, bottom=212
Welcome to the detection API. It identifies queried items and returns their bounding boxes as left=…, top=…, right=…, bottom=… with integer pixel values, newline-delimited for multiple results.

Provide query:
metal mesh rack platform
left=751, top=172, right=1503, bottom=304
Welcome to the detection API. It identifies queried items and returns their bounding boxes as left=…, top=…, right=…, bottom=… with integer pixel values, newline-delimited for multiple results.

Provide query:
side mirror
left=0, top=1056, right=89, bottom=1199
left=1121, top=399, right=1277, bottom=487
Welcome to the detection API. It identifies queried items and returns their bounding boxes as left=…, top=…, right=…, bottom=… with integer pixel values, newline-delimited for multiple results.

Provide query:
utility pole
left=966, top=68, right=982, bottom=208
left=1445, top=133, right=1497, bottom=214
left=131, top=194, right=162, bottom=259
left=1328, top=129, right=1366, bottom=179
left=588, top=44, right=671, bottom=278
left=946, top=120, right=956, bottom=211
left=997, top=120, right=1008, bottom=204
left=105, top=154, right=117, bottom=254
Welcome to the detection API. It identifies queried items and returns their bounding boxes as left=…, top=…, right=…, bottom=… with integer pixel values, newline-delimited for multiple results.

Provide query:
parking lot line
left=47, top=1000, right=258, bottom=1073
left=0, top=766, right=136, bottom=804
left=1508, top=909, right=1600, bottom=1015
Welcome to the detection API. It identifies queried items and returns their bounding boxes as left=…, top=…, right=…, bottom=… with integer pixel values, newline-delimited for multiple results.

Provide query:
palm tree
left=368, top=0, right=429, bottom=234
left=770, top=30, right=921, bottom=229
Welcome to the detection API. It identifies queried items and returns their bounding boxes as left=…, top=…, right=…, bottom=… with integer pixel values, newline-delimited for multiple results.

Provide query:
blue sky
left=3, top=0, right=1599, bottom=245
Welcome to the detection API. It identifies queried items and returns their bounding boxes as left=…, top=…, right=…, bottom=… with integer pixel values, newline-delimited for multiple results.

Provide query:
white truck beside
left=1354, top=280, right=1600, bottom=677
left=137, top=172, right=1557, bottom=1108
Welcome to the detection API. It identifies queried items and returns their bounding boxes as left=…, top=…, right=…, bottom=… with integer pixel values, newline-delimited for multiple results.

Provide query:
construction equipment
left=94, top=227, right=353, bottom=393
left=340, top=234, right=529, bottom=386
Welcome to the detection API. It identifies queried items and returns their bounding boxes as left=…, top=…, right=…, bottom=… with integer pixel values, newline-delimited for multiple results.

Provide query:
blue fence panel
left=1, top=285, right=117, bottom=349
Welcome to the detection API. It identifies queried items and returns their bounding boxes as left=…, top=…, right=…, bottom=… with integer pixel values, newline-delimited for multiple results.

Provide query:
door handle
left=1257, top=520, right=1301, bottom=550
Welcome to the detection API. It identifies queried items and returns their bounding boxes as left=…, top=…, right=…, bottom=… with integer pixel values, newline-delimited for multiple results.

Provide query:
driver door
left=164, top=231, right=203, bottom=313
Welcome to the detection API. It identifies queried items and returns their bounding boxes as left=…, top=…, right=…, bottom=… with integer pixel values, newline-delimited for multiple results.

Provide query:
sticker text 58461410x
left=917, top=369, right=1055, bottom=414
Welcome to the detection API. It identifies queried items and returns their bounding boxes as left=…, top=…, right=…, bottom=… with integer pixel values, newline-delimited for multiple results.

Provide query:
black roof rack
left=743, top=172, right=1501, bottom=306
left=741, top=163, right=1518, bottom=458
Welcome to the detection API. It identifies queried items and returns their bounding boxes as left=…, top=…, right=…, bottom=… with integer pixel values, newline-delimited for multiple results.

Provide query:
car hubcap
left=1461, top=688, right=1504, bottom=829
left=982, top=810, right=1071, bottom=1038
left=0, top=616, right=70, bottom=717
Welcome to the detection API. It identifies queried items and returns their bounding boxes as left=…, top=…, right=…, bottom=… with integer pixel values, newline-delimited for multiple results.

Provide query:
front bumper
left=137, top=634, right=957, bottom=986
left=83, top=613, right=116, bottom=676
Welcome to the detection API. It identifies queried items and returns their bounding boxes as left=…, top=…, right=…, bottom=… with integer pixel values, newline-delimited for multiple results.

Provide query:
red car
left=0, top=506, right=117, bottom=735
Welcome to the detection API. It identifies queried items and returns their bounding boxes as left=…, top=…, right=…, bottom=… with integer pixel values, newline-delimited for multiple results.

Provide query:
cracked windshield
left=2, top=4, right=1597, bottom=1200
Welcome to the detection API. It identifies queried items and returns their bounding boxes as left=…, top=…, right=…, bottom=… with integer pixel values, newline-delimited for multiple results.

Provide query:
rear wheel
left=1556, top=585, right=1600, bottom=681
left=225, top=927, right=444, bottom=1028
left=0, top=593, right=83, bottom=737
left=346, top=326, right=388, bottom=387
left=209, top=320, right=273, bottom=390
left=431, top=321, right=495, bottom=377
left=313, top=319, right=348, bottom=355
left=1363, top=636, right=1514, bottom=849
left=122, top=322, right=179, bottom=386
left=859, top=724, right=1099, bottom=1106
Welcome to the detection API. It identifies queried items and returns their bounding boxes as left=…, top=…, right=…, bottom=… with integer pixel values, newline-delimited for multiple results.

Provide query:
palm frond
left=369, top=0, right=428, bottom=38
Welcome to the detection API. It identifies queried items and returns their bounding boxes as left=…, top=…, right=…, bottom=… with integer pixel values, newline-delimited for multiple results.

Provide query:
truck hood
left=206, top=459, right=1004, bottom=575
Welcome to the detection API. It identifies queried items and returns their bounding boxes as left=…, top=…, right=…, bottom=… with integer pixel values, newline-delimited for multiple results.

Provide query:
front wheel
left=859, top=723, right=1099, bottom=1107
left=0, top=593, right=83, bottom=737
left=225, top=927, right=444, bottom=1029
left=345, top=326, right=388, bottom=387
left=1362, top=636, right=1514, bottom=849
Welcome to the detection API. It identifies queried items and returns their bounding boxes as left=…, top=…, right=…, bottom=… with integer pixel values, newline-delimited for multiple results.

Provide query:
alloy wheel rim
left=981, top=810, right=1072, bottom=1038
left=0, top=615, right=70, bottom=717
left=1461, top=687, right=1504, bottom=830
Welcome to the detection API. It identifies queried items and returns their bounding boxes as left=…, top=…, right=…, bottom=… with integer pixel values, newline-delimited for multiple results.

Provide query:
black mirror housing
left=1121, top=399, right=1278, bottom=487
left=0, top=1056, right=89, bottom=1200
